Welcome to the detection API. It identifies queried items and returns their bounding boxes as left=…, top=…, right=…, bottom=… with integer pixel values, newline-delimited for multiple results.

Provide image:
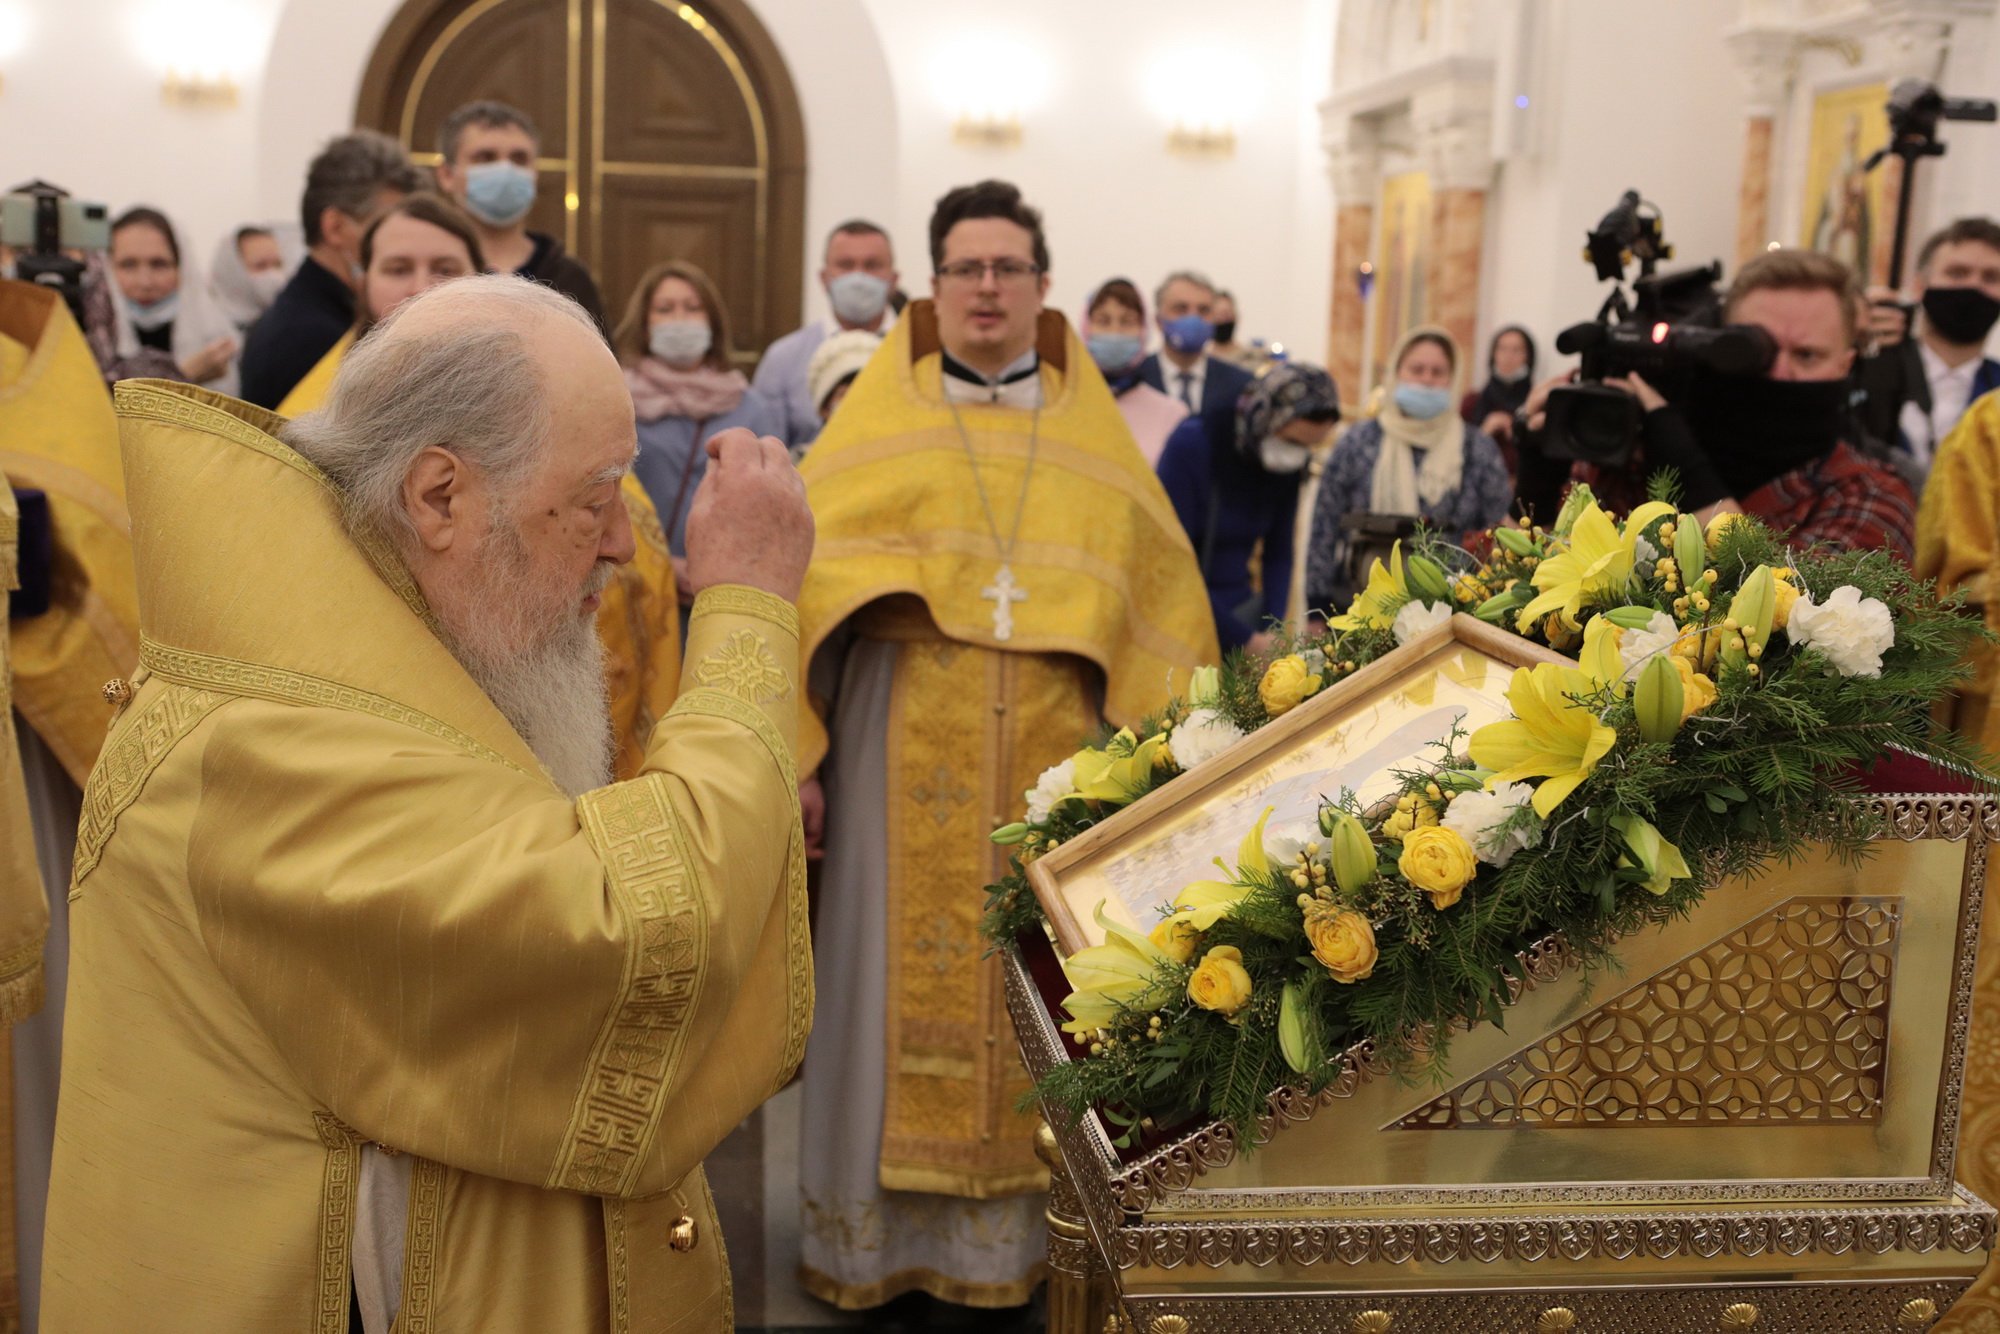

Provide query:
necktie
left=1178, top=372, right=1196, bottom=410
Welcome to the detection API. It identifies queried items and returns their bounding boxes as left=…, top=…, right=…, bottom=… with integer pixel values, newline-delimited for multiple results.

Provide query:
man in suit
left=1139, top=269, right=1253, bottom=444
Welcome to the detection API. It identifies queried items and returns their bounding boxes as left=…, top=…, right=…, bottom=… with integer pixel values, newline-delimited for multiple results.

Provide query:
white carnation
left=1168, top=707, right=1246, bottom=772
left=1024, top=758, right=1076, bottom=824
left=1392, top=599, right=1454, bottom=647
left=1633, top=535, right=1660, bottom=580
left=1617, top=610, right=1685, bottom=683
left=1787, top=584, right=1895, bottom=678
left=1262, top=822, right=1318, bottom=869
left=1441, top=781, right=1543, bottom=867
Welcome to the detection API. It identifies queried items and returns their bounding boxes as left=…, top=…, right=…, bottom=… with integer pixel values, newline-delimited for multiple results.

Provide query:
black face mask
left=1213, top=320, right=1237, bottom=345
left=1686, top=372, right=1849, bottom=498
left=1922, top=286, right=2000, bottom=346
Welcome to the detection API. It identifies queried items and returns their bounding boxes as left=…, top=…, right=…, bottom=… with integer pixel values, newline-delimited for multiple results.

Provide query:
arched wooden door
left=356, top=0, right=806, bottom=366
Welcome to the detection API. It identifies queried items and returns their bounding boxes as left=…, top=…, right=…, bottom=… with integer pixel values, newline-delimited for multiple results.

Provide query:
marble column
left=1323, top=140, right=1379, bottom=410
left=1735, top=115, right=1775, bottom=266
left=1413, top=99, right=1494, bottom=370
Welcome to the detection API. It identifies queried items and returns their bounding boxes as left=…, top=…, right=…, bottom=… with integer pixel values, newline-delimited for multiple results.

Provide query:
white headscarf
left=1367, top=324, right=1466, bottom=516
left=109, top=214, right=246, bottom=396
left=205, top=221, right=304, bottom=332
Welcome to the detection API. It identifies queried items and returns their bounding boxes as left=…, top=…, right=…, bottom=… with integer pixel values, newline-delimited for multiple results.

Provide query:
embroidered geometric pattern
left=557, top=775, right=706, bottom=1196
left=1397, top=897, right=1900, bottom=1129
left=691, top=584, right=800, bottom=639
left=395, top=1156, right=445, bottom=1334
left=70, top=682, right=227, bottom=895
left=694, top=629, right=792, bottom=705
left=311, top=1113, right=361, bottom=1334
left=139, top=638, right=526, bottom=775
left=670, top=688, right=812, bottom=1084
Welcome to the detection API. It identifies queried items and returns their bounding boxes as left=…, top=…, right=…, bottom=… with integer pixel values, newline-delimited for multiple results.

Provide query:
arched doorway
left=356, top=0, right=806, bottom=366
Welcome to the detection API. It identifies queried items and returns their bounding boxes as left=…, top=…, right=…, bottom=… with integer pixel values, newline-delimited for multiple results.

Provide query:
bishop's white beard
left=431, top=519, right=616, bottom=798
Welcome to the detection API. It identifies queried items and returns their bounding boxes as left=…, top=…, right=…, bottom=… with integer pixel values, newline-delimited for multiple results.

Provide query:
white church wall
left=11, top=0, right=1335, bottom=361
left=1476, top=0, right=1749, bottom=381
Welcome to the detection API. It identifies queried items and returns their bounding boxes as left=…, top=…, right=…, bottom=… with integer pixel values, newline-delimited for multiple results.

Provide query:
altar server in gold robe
left=793, top=180, right=1217, bottom=1311
left=1, top=277, right=135, bottom=1330
left=41, top=274, right=814, bottom=1332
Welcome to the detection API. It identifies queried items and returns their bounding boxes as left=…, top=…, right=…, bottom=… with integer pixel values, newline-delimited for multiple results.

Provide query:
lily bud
left=1405, top=553, right=1451, bottom=604
left=1279, top=981, right=1319, bottom=1074
left=1603, top=605, right=1660, bottom=630
left=1325, top=809, right=1378, bottom=895
left=1674, top=511, right=1705, bottom=589
left=1474, top=585, right=1532, bottom=625
left=990, top=823, right=1030, bottom=845
left=1725, top=566, right=1777, bottom=669
left=1493, top=525, right=1535, bottom=557
left=1188, top=665, right=1222, bottom=707
left=1634, top=653, right=1684, bottom=744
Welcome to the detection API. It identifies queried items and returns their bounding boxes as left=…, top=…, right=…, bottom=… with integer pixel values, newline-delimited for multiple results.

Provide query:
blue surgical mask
left=1393, top=382, right=1453, bottom=420
left=128, top=291, right=180, bottom=331
left=1086, top=332, right=1143, bottom=374
left=1161, top=314, right=1214, bottom=356
left=827, top=271, right=889, bottom=327
left=462, top=161, right=537, bottom=227
left=649, top=318, right=712, bottom=366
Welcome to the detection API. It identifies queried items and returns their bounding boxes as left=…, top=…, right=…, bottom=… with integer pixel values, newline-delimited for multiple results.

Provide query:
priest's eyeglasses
left=936, top=259, right=1042, bottom=286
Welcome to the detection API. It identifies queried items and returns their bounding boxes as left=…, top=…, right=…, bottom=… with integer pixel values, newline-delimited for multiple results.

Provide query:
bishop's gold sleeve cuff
left=676, top=584, right=802, bottom=758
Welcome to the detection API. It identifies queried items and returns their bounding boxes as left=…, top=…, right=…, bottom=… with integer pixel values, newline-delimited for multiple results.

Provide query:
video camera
left=1, top=180, right=110, bottom=325
left=1541, top=190, right=1775, bottom=467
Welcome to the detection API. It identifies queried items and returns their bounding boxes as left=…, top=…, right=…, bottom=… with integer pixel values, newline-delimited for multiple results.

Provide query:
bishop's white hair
left=281, top=273, right=599, bottom=550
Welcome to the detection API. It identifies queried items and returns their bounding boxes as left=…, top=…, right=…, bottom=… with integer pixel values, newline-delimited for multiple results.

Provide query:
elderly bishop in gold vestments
left=793, top=181, right=1217, bottom=1310
left=41, top=275, right=815, bottom=1332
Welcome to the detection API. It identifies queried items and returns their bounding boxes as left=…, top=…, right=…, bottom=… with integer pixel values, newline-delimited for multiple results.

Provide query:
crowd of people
left=8, top=96, right=2000, bottom=1333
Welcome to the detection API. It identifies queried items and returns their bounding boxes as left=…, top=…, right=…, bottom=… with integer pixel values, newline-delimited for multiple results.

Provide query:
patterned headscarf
left=1235, top=361, right=1340, bottom=454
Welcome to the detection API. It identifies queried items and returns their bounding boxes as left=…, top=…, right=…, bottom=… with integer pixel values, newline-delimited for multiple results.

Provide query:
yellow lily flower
left=1170, top=880, right=1252, bottom=931
left=1467, top=663, right=1618, bottom=818
left=1331, top=541, right=1412, bottom=631
left=1236, top=806, right=1276, bottom=879
left=1579, top=615, right=1626, bottom=696
left=1515, top=502, right=1673, bottom=633
left=1058, top=902, right=1173, bottom=1035
left=1070, top=734, right=1168, bottom=802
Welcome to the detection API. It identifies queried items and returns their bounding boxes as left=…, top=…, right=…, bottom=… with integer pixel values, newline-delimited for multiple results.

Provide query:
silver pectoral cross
left=982, top=563, right=1028, bottom=641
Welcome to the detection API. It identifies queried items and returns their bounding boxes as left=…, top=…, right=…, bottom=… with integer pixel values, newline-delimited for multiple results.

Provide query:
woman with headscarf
left=100, top=206, right=242, bottom=394
left=208, top=223, right=300, bottom=334
left=1460, top=323, right=1536, bottom=470
left=1157, top=362, right=1341, bottom=652
left=1084, top=277, right=1188, bottom=465
left=1306, top=326, right=1512, bottom=613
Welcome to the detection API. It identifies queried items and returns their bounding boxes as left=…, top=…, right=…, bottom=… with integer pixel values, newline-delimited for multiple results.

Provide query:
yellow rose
left=1705, top=511, right=1745, bottom=553
left=1770, top=567, right=1800, bottom=630
left=1149, top=915, right=1200, bottom=964
left=1303, top=903, right=1378, bottom=983
left=1674, top=656, right=1718, bottom=720
left=1398, top=825, right=1478, bottom=909
left=1258, top=655, right=1324, bottom=717
left=1542, top=614, right=1581, bottom=652
left=1671, top=624, right=1722, bottom=673
left=1186, top=945, right=1255, bottom=1016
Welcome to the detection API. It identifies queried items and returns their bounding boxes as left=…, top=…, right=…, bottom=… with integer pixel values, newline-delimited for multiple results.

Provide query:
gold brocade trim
left=603, top=1199, right=629, bottom=1334
left=559, top=776, right=706, bottom=1195
left=69, top=683, right=226, bottom=897
left=311, top=1114, right=361, bottom=1334
left=396, top=1156, right=444, bottom=1334
left=796, top=1260, right=1046, bottom=1313
left=138, top=637, right=528, bottom=777
left=0, top=939, right=43, bottom=1029
left=690, top=584, right=801, bottom=638
left=112, top=381, right=434, bottom=624
left=667, top=689, right=812, bottom=1084
left=693, top=629, right=792, bottom=705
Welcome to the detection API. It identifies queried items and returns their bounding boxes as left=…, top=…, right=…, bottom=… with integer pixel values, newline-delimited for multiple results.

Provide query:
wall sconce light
left=1146, top=46, right=1255, bottom=161
left=134, top=0, right=263, bottom=111
left=161, top=72, right=240, bottom=109
left=1166, top=121, right=1237, bottom=157
left=931, top=33, right=1046, bottom=150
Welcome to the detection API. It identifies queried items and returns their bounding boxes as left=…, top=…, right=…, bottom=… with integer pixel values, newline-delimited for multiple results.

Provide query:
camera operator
left=1517, top=250, right=1915, bottom=559
left=1857, top=217, right=2000, bottom=477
